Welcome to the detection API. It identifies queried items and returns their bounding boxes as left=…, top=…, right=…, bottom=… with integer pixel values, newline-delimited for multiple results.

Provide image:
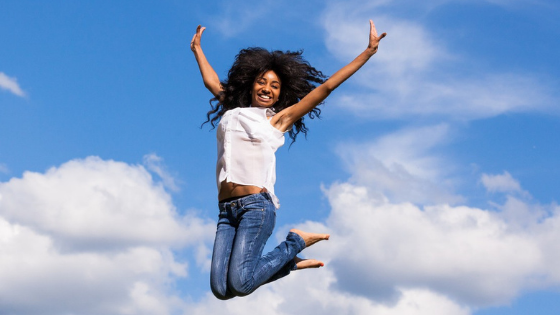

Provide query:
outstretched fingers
left=190, top=25, right=206, bottom=51
left=368, top=20, right=386, bottom=52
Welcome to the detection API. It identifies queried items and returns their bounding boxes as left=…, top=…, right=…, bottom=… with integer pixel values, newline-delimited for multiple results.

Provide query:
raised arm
left=191, top=25, right=223, bottom=98
left=271, top=20, right=386, bottom=132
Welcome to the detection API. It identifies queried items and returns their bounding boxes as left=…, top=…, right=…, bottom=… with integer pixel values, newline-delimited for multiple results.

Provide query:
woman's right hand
left=190, top=25, right=206, bottom=52
left=190, top=25, right=223, bottom=98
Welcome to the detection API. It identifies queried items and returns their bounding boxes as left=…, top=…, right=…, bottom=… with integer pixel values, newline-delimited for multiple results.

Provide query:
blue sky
left=1, top=0, right=560, bottom=314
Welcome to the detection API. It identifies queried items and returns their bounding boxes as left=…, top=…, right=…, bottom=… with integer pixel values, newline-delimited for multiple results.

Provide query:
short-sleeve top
left=216, top=107, right=285, bottom=208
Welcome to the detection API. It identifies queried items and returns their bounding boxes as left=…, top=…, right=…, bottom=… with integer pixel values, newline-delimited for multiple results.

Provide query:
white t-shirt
left=216, top=107, right=285, bottom=208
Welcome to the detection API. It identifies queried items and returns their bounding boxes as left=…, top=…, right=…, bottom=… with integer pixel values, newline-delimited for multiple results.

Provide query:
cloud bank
left=3, top=147, right=557, bottom=315
left=180, top=124, right=560, bottom=315
left=0, top=156, right=214, bottom=315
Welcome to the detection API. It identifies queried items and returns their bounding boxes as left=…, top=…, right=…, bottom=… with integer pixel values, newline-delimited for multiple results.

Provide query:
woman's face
left=251, top=70, right=281, bottom=108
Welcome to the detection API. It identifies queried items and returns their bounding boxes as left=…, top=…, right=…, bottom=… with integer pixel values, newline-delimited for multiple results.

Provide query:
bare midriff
left=218, top=181, right=265, bottom=202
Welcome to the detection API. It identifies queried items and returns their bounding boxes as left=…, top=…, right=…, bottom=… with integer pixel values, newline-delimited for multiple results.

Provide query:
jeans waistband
left=218, top=192, right=271, bottom=208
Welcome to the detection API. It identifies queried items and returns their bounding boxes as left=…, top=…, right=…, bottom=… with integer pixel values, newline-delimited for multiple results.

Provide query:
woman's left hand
left=191, top=25, right=206, bottom=53
left=367, top=20, right=386, bottom=54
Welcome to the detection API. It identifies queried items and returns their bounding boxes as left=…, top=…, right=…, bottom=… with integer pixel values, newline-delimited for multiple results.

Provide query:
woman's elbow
left=321, top=83, right=336, bottom=95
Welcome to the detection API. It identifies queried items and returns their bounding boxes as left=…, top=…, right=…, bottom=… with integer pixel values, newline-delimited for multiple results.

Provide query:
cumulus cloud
left=246, top=181, right=558, bottom=314
left=178, top=153, right=560, bottom=315
left=313, top=182, right=552, bottom=307
left=1, top=130, right=555, bottom=315
left=186, top=270, right=471, bottom=315
left=324, top=12, right=447, bottom=75
left=0, top=72, right=26, bottom=97
left=201, top=124, right=560, bottom=314
left=337, top=124, right=463, bottom=205
left=321, top=2, right=557, bottom=121
left=0, top=157, right=203, bottom=250
left=143, top=153, right=181, bottom=192
left=272, top=129, right=560, bottom=313
left=481, top=171, right=523, bottom=194
left=0, top=157, right=215, bottom=315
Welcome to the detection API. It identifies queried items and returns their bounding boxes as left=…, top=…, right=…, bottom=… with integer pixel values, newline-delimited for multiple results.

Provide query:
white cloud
left=334, top=72, right=554, bottom=120
left=337, top=124, right=463, bottom=205
left=321, top=3, right=557, bottom=121
left=0, top=72, right=26, bottom=97
left=0, top=157, right=215, bottom=314
left=277, top=129, right=560, bottom=311
left=496, top=195, right=549, bottom=231
left=313, top=182, right=550, bottom=307
left=185, top=268, right=471, bottom=315
left=323, top=14, right=447, bottom=76
left=480, top=172, right=540, bottom=228
left=0, top=157, right=204, bottom=250
left=143, top=153, right=180, bottom=192
left=481, top=171, right=523, bottom=194
left=1, top=136, right=555, bottom=315
left=0, top=219, right=185, bottom=314
left=178, top=148, right=560, bottom=314
left=188, top=122, right=559, bottom=314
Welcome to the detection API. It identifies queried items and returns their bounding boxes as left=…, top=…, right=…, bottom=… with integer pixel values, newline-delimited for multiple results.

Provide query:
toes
left=295, top=258, right=325, bottom=269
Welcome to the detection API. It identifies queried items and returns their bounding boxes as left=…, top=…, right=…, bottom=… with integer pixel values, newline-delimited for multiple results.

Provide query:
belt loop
left=260, top=187, right=269, bottom=201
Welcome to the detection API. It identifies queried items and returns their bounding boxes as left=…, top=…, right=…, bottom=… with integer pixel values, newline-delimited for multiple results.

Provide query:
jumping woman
left=191, top=20, right=385, bottom=300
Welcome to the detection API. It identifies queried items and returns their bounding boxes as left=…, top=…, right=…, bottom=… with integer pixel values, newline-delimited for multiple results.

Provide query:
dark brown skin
left=193, top=21, right=386, bottom=202
left=192, top=21, right=385, bottom=269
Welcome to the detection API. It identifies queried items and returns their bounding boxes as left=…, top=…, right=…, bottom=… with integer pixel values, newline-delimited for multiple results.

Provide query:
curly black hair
left=203, top=47, right=327, bottom=143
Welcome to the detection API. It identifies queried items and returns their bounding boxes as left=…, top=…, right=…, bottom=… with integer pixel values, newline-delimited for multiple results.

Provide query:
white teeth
left=260, top=95, right=271, bottom=99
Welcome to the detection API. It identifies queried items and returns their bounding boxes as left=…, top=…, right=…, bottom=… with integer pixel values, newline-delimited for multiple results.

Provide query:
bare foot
left=290, top=229, right=330, bottom=248
left=294, top=256, right=324, bottom=270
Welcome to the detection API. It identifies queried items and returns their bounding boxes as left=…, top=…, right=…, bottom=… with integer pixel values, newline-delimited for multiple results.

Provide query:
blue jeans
left=210, top=192, right=306, bottom=300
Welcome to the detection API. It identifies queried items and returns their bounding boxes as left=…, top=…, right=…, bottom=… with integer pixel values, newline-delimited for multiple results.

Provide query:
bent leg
left=228, top=201, right=305, bottom=296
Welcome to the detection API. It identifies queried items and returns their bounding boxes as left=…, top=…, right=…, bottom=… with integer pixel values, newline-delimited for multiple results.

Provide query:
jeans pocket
left=241, top=201, right=266, bottom=212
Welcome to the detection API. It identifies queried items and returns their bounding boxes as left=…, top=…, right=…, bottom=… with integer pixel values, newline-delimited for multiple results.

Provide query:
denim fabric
left=210, top=192, right=305, bottom=300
